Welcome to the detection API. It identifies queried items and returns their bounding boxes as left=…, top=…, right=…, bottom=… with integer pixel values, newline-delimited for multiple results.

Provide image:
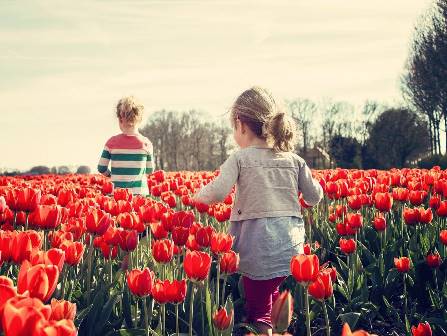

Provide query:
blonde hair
left=230, top=86, right=297, bottom=152
left=116, top=96, right=144, bottom=126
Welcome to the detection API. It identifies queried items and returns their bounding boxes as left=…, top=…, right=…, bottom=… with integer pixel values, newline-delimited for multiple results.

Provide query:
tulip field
left=0, top=167, right=446, bottom=336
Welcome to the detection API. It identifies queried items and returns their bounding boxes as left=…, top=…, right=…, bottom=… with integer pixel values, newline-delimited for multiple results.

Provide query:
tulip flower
left=339, top=238, right=356, bottom=255
left=290, top=254, right=320, bottom=284
left=117, top=212, right=144, bottom=232
left=18, top=260, right=60, bottom=302
left=346, top=213, right=363, bottom=229
left=6, top=187, right=41, bottom=213
left=30, top=248, right=65, bottom=272
left=113, top=188, right=132, bottom=201
left=411, top=322, right=432, bottom=336
left=436, top=201, right=447, bottom=217
left=271, top=290, right=293, bottom=333
left=150, top=221, right=168, bottom=239
left=210, top=232, right=233, bottom=255
left=127, top=268, right=154, bottom=297
left=10, top=231, right=34, bottom=264
left=118, top=229, right=138, bottom=252
left=152, top=239, right=174, bottom=263
left=374, top=192, right=393, bottom=212
left=394, top=257, right=411, bottom=273
left=102, top=181, right=114, bottom=195
left=184, top=250, right=212, bottom=282
left=290, top=254, right=320, bottom=336
left=196, top=225, right=214, bottom=247
left=373, top=215, right=386, bottom=231
left=439, top=230, right=447, bottom=245
left=28, top=205, right=62, bottom=230
left=50, top=299, right=77, bottom=321
left=220, top=250, right=239, bottom=275
left=2, top=296, right=51, bottom=336
left=212, top=307, right=233, bottom=331
left=341, top=323, right=377, bottom=336
left=59, top=241, right=85, bottom=266
left=172, top=226, right=190, bottom=246
left=35, top=318, right=77, bottom=336
left=85, top=208, right=112, bottom=236
left=426, top=252, right=442, bottom=268
left=308, top=271, right=333, bottom=301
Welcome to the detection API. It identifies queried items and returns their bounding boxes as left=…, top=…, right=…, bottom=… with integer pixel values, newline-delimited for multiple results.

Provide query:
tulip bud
left=271, top=290, right=293, bottom=333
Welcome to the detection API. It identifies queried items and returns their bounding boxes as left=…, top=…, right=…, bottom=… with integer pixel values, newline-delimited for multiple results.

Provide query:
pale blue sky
left=0, top=0, right=432, bottom=171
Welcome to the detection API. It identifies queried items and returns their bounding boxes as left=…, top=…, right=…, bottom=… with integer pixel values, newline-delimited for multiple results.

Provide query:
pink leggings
left=242, top=276, right=287, bottom=328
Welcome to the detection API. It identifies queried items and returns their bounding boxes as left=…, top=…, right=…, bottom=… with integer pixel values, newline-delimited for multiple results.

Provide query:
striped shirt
left=97, top=133, right=154, bottom=195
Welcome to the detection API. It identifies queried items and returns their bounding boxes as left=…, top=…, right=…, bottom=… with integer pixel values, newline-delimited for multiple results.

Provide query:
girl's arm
left=298, top=160, right=323, bottom=206
left=146, top=144, right=154, bottom=174
left=193, top=153, right=239, bottom=205
left=97, top=145, right=111, bottom=177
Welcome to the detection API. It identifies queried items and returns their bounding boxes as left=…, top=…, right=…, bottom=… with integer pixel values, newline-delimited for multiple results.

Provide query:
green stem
left=189, top=284, right=195, bottom=336
left=216, top=255, right=221, bottom=306
left=109, top=256, right=113, bottom=285
left=304, top=286, right=312, bottom=336
left=143, top=297, right=149, bottom=336
left=162, top=304, right=166, bottom=336
left=86, top=237, right=94, bottom=304
left=322, top=300, right=330, bottom=336
left=24, top=212, right=29, bottom=231
left=403, top=273, right=407, bottom=320
left=221, top=276, right=227, bottom=305
left=175, top=304, right=180, bottom=336
left=60, top=266, right=67, bottom=300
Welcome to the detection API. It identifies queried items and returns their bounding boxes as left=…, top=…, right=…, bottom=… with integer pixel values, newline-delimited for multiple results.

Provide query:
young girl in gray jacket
left=194, top=86, right=323, bottom=336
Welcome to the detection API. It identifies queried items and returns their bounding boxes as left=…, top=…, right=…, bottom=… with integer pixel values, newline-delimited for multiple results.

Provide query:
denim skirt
left=229, top=216, right=305, bottom=280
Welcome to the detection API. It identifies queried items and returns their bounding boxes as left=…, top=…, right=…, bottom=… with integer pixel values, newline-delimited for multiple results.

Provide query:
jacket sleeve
left=195, top=153, right=239, bottom=204
left=297, top=160, right=323, bottom=206
left=97, top=145, right=111, bottom=176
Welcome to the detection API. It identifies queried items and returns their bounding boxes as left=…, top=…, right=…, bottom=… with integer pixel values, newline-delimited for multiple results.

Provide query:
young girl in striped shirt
left=97, top=96, right=154, bottom=196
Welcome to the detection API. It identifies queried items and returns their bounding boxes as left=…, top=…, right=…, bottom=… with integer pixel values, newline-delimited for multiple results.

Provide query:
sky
left=0, top=0, right=433, bottom=171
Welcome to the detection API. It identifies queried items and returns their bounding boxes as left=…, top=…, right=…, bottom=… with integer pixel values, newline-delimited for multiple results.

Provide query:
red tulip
left=30, top=248, right=65, bottom=272
left=220, top=250, right=239, bottom=275
left=57, top=188, right=76, bottom=207
left=117, top=212, right=144, bottom=232
left=50, top=298, right=77, bottom=321
left=86, top=208, right=112, bottom=236
left=341, top=322, right=376, bottom=336
left=196, top=226, right=214, bottom=247
left=347, top=195, right=362, bottom=210
left=426, top=252, right=442, bottom=268
left=392, top=188, right=409, bottom=202
left=373, top=215, right=386, bottom=231
left=440, top=230, right=447, bottom=245
left=409, top=190, right=427, bottom=206
left=411, top=322, right=432, bottom=336
left=172, top=226, right=190, bottom=246
left=114, top=188, right=133, bottom=201
left=346, top=213, right=362, bottom=229
left=184, top=250, right=212, bottom=282
left=29, top=205, right=62, bottom=230
left=6, top=187, right=41, bottom=212
left=394, top=257, right=411, bottom=273
left=49, top=231, right=74, bottom=249
left=374, top=192, right=393, bottom=212
left=152, top=239, right=174, bottom=263
left=10, top=231, right=34, bottom=264
left=2, top=296, right=51, bottom=336
left=165, top=279, right=187, bottom=304
left=429, top=195, right=441, bottom=210
left=290, top=254, right=320, bottom=284
left=102, top=181, right=114, bottom=195
left=60, top=241, right=85, bottom=266
left=150, top=221, right=168, bottom=239
left=308, top=271, right=333, bottom=300
left=151, top=279, right=169, bottom=304
left=0, top=196, right=6, bottom=213
left=210, top=232, right=233, bottom=255
left=0, top=278, right=17, bottom=318
left=118, top=229, right=138, bottom=252
left=419, top=208, right=433, bottom=224
left=212, top=307, right=233, bottom=331
left=339, top=238, right=356, bottom=255
left=403, top=207, right=420, bottom=225
left=35, top=318, right=77, bottom=336
left=127, top=268, right=155, bottom=297
left=436, top=201, right=447, bottom=217
left=271, top=290, right=293, bottom=333
left=17, top=260, right=59, bottom=302
left=172, top=210, right=195, bottom=228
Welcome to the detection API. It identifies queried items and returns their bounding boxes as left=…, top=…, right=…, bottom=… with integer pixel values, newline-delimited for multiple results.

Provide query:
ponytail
left=264, top=112, right=297, bottom=152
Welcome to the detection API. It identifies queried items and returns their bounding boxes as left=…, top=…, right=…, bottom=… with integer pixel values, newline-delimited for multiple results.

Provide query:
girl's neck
left=244, top=137, right=270, bottom=149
